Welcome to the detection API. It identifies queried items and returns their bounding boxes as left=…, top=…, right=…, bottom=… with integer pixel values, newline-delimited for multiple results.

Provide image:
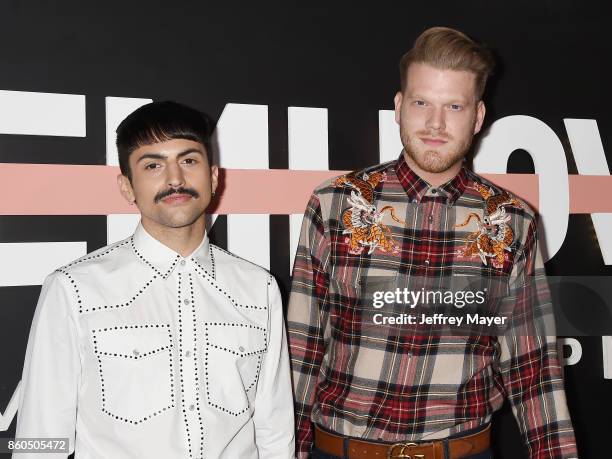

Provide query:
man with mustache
left=15, top=101, right=294, bottom=458
left=288, top=28, right=578, bottom=458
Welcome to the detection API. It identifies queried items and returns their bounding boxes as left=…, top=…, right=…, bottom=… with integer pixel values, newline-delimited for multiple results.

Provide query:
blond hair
left=399, top=27, right=494, bottom=100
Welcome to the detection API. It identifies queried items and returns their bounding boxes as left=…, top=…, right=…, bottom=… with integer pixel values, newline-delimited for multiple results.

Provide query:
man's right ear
left=394, top=91, right=403, bottom=125
left=117, top=174, right=135, bottom=204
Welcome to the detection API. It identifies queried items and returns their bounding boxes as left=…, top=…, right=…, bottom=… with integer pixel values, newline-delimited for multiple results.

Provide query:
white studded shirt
left=15, top=223, right=295, bottom=459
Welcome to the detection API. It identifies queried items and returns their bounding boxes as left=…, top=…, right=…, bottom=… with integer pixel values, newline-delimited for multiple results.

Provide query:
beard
left=401, top=128, right=473, bottom=174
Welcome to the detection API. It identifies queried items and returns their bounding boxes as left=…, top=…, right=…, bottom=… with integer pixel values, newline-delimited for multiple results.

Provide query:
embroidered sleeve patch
left=455, top=183, right=523, bottom=268
left=333, top=171, right=404, bottom=255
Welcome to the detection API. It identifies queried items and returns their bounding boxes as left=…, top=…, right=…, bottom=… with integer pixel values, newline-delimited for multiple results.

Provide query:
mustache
left=417, top=130, right=453, bottom=141
left=154, top=187, right=199, bottom=203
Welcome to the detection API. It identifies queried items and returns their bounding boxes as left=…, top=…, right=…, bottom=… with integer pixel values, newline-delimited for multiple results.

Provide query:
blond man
left=288, top=28, right=577, bottom=459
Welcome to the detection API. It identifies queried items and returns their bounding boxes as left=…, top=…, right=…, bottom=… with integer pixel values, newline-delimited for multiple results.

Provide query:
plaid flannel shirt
left=287, top=154, right=578, bottom=458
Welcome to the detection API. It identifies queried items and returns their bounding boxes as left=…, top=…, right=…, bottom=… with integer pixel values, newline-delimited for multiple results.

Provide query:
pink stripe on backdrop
left=0, top=163, right=609, bottom=215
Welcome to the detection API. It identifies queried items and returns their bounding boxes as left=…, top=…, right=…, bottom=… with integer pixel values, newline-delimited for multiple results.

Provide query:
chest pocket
left=328, top=274, right=400, bottom=337
left=204, top=323, right=267, bottom=416
left=92, top=325, right=174, bottom=424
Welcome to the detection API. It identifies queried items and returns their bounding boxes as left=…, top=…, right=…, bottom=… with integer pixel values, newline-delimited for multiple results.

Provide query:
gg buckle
left=388, top=442, right=426, bottom=459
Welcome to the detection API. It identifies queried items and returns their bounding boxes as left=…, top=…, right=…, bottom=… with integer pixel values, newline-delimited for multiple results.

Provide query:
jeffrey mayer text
left=372, top=313, right=507, bottom=327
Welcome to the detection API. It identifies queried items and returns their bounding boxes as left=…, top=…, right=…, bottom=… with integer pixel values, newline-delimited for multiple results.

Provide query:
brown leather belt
left=314, top=424, right=490, bottom=459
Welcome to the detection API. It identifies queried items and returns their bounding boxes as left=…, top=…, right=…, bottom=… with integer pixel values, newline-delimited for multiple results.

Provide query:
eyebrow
left=407, top=92, right=471, bottom=103
left=136, top=148, right=204, bottom=163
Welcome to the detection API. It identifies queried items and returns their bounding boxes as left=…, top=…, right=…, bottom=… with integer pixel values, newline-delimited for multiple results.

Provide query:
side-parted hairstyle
left=399, top=27, right=495, bottom=100
left=116, top=101, right=214, bottom=180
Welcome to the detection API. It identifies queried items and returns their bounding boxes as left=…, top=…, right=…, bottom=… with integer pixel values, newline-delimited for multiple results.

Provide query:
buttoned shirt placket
left=175, top=259, right=204, bottom=458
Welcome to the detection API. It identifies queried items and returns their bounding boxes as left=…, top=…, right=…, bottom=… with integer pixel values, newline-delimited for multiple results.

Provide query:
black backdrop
left=1, top=1, right=611, bottom=457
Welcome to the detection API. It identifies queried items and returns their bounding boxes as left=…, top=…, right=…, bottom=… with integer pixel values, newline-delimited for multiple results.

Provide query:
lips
left=420, top=137, right=448, bottom=147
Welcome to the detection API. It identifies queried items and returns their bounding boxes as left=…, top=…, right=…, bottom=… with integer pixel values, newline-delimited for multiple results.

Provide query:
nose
left=426, top=106, right=445, bottom=132
left=165, top=161, right=185, bottom=188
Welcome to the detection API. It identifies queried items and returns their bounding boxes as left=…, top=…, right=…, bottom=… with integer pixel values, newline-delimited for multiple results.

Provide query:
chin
left=415, top=153, right=449, bottom=173
left=157, top=212, right=204, bottom=229
left=409, top=146, right=466, bottom=174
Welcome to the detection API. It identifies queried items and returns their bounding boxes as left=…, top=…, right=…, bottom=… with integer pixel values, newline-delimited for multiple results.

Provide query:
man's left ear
left=210, top=165, right=219, bottom=196
left=474, top=100, right=486, bottom=135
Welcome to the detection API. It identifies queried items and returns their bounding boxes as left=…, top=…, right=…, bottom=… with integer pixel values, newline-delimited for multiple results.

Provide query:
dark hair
left=399, top=27, right=495, bottom=100
left=116, top=101, right=214, bottom=180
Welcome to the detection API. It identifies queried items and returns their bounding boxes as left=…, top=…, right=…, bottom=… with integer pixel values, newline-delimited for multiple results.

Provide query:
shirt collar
left=394, top=152, right=469, bottom=205
left=131, top=222, right=213, bottom=278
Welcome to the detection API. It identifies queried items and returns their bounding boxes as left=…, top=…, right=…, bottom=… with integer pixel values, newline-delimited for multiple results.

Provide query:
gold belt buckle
left=387, top=442, right=426, bottom=459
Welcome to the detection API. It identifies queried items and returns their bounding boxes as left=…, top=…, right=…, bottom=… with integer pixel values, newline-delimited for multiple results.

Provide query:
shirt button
left=425, top=260, right=430, bottom=265
left=189, top=404, right=195, bottom=411
left=180, top=259, right=187, bottom=266
left=428, top=215, right=434, bottom=223
left=184, top=299, right=190, bottom=305
left=431, top=188, right=438, bottom=194
left=185, top=350, right=192, bottom=358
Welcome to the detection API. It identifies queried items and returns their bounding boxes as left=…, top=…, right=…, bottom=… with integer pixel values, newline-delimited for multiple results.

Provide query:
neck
left=403, top=151, right=463, bottom=187
left=141, top=217, right=206, bottom=257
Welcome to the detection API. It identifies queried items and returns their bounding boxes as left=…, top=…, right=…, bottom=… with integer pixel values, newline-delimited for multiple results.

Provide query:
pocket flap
left=93, top=324, right=173, bottom=360
left=205, top=322, right=267, bottom=356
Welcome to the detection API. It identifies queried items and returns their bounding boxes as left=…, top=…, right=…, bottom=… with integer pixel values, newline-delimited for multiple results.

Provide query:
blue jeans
left=312, top=447, right=492, bottom=459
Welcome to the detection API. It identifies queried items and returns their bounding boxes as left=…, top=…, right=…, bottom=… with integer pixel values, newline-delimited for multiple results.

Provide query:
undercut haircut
left=116, top=101, right=214, bottom=180
left=399, top=27, right=495, bottom=100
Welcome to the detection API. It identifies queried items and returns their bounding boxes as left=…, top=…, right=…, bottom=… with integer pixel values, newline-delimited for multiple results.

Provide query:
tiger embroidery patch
left=333, top=171, right=404, bottom=255
left=455, top=183, right=523, bottom=268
